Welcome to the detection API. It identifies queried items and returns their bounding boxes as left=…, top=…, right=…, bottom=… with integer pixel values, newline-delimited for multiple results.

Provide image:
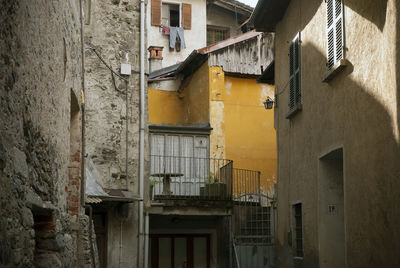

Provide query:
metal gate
left=232, top=169, right=275, bottom=268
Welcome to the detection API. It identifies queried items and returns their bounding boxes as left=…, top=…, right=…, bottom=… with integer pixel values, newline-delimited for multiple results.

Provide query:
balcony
left=150, top=155, right=233, bottom=202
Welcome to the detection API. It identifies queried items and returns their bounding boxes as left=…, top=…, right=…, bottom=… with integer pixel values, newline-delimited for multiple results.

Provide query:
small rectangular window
left=289, top=33, right=301, bottom=111
left=207, top=26, right=229, bottom=46
left=326, top=0, right=344, bottom=69
left=293, top=203, right=303, bottom=257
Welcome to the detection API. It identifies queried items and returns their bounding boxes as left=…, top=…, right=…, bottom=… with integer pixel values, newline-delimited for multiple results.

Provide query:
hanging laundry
left=169, top=27, right=186, bottom=49
left=162, top=26, right=170, bottom=35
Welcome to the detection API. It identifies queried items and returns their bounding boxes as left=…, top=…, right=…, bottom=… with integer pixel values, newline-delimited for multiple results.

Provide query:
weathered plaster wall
left=182, top=62, right=210, bottom=124
left=274, top=0, right=400, bottom=267
left=206, top=5, right=242, bottom=38
left=148, top=63, right=210, bottom=125
left=148, top=87, right=185, bottom=124
left=146, top=0, right=207, bottom=69
left=223, top=76, right=276, bottom=194
left=208, top=67, right=277, bottom=193
left=0, top=0, right=86, bottom=266
left=84, top=0, right=148, bottom=266
left=209, top=66, right=226, bottom=159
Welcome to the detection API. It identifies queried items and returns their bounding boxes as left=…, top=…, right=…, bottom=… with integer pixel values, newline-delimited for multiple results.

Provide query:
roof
left=198, top=30, right=261, bottom=54
left=148, top=63, right=181, bottom=80
left=208, top=0, right=253, bottom=17
left=249, top=0, right=291, bottom=32
left=148, top=31, right=263, bottom=80
left=257, top=60, right=274, bottom=84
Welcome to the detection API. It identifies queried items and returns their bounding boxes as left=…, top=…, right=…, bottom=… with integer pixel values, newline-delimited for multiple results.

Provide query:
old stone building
left=83, top=0, right=149, bottom=267
left=0, top=0, right=95, bottom=267
left=252, top=0, right=400, bottom=267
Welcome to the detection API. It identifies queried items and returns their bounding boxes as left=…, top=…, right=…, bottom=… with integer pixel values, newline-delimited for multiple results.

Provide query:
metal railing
left=232, top=168, right=273, bottom=245
left=149, top=155, right=233, bottom=200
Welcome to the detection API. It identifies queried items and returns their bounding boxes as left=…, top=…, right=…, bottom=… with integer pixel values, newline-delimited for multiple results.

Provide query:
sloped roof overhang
left=249, top=0, right=291, bottom=32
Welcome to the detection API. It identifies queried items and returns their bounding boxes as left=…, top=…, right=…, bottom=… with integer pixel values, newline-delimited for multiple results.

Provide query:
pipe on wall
left=138, top=0, right=146, bottom=267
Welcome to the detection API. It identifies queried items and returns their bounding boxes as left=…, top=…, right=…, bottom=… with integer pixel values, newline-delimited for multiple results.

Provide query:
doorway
left=150, top=234, right=211, bottom=268
left=318, top=148, right=345, bottom=267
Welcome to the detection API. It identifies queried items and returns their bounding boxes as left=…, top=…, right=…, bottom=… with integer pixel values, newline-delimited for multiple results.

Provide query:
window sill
left=285, top=104, right=302, bottom=119
left=322, top=59, right=349, bottom=83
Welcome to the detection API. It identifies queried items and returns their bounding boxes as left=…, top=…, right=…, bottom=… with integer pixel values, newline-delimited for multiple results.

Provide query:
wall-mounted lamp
left=263, top=96, right=275, bottom=110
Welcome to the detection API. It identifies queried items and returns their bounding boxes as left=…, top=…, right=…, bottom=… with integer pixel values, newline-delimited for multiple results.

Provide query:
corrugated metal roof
left=86, top=196, right=102, bottom=204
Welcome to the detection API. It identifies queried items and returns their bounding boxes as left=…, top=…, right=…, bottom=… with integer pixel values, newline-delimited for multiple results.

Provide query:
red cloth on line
left=162, top=26, right=170, bottom=35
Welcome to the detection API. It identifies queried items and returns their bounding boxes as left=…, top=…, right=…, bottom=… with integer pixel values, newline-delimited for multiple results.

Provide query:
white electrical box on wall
left=121, top=63, right=131, bottom=75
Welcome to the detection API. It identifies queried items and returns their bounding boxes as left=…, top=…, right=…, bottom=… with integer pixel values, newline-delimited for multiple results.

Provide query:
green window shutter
left=289, top=33, right=301, bottom=111
left=326, top=0, right=344, bottom=69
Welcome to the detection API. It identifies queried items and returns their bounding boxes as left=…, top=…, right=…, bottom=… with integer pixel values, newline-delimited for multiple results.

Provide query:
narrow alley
left=1, top=0, right=399, bottom=267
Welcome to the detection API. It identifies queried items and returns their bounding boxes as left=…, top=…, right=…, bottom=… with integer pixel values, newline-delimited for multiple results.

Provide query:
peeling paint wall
left=208, top=67, right=277, bottom=193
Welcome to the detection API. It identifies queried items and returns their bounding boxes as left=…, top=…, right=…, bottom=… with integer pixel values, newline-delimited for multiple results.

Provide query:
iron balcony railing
left=150, top=155, right=233, bottom=200
left=232, top=168, right=273, bottom=245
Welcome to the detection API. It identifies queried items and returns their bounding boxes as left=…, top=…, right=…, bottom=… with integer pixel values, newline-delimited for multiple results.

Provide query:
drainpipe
left=144, top=213, right=149, bottom=268
left=138, top=0, right=146, bottom=266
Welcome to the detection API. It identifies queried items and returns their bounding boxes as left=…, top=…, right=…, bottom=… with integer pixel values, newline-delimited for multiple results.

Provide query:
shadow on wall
left=281, top=39, right=400, bottom=267
left=397, top=0, right=400, bottom=142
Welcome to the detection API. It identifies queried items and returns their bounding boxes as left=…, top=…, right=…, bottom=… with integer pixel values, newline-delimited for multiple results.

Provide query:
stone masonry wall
left=0, top=0, right=87, bottom=266
left=84, top=0, right=149, bottom=266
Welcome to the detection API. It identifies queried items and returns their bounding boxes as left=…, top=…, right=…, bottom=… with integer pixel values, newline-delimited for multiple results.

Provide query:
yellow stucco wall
left=209, top=66, right=277, bottom=194
left=148, top=88, right=185, bottom=124
left=148, top=63, right=210, bottom=125
left=149, top=63, right=277, bottom=194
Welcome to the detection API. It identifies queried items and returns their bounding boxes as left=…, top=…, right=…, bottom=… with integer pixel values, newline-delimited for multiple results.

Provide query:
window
left=326, top=0, right=344, bottom=70
left=150, top=132, right=209, bottom=177
left=151, top=0, right=191, bottom=29
left=293, top=203, right=303, bottom=257
left=162, top=3, right=180, bottom=27
left=207, top=26, right=229, bottom=46
left=289, top=33, right=301, bottom=112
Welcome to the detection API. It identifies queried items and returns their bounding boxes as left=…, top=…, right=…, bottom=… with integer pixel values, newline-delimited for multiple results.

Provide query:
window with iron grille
left=326, top=0, right=344, bottom=70
left=293, top=203, right=303, bottom=257
left=289, top=33, right=301, bottom=111
left=207, top=26, right=229, bottom=46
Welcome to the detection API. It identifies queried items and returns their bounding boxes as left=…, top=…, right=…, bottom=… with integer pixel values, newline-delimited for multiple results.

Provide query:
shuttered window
left=151, top=0, right=162, bottom=26
left=289, top=33, right=301, bottom=111
left=181, top=3, right=192, bottom=30
left=326, top=0, right=344, bottom=70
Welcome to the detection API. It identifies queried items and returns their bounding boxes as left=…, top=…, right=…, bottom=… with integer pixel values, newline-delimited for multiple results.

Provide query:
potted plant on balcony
left=200, top=175, right=227, bottom=198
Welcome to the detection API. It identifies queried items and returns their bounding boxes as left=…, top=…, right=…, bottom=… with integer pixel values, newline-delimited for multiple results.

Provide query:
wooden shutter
left=181, top=3, right=192, bottom=29
left=326, top=0, right=344, bottom=69
left=289, top=33, right=301, bottom=110
left=151, top=0, right=161, bottom=26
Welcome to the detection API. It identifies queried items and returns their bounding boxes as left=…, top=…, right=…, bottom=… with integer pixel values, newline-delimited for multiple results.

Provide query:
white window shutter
left=326, top=0, right=344, bottom=69
left=289, top=33, right=301, bottom=110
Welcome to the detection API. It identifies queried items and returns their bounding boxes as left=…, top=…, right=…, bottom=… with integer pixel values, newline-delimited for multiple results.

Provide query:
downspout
left=138, top=0, right=146, bottom=266
left=144, top=213, right=149, bottom=268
